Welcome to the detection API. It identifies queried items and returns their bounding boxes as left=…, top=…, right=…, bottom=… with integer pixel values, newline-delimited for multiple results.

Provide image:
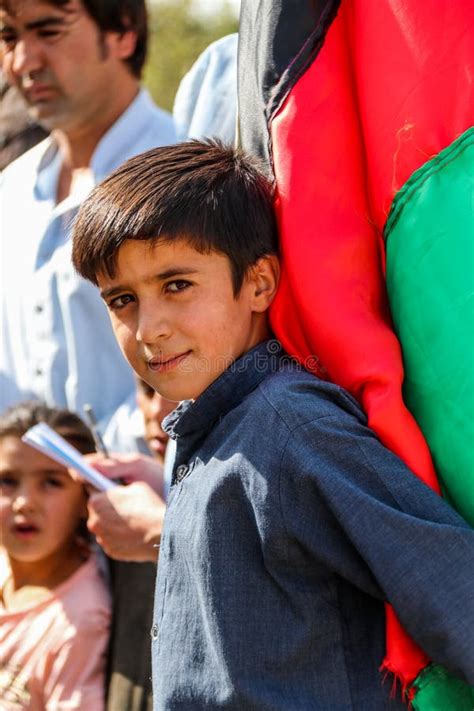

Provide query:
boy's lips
left=147, top=351, right=191, bottom=373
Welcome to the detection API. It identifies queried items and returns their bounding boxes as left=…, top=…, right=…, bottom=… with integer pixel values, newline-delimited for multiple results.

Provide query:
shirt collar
left=34, top=137, right=61, bottom=201
left=90, top=88, right=156, bottom=180
left=163, top=339, right=283, bottom=442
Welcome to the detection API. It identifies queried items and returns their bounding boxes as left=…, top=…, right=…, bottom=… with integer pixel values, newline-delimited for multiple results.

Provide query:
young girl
left=0, top=401, right=111, bottom=710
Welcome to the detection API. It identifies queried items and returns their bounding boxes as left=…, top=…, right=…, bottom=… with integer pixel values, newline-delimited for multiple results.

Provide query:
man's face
left=98, top=239, right=272, bottom=403
left=0, top=0, right=133, bottom=132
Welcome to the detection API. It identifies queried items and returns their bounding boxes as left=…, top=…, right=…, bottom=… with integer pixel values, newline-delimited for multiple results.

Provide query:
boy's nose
left=136, top=308, right=171, bottom=345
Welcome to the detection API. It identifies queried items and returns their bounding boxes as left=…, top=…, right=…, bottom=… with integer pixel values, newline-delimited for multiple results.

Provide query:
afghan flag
left=238, top=1, right=474, bottom=707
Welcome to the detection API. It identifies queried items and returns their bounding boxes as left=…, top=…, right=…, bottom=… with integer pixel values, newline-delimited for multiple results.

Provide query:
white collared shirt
left=0, top=90, right=175, bottom=444
left=173, top=34, right=238, bottom=144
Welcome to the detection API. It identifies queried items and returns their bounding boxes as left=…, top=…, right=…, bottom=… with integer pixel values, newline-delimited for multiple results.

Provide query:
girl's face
left=0, top=436, right=87, bottom=570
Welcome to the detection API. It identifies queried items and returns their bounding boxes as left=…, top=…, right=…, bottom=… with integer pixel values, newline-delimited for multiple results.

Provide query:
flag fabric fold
left=238, top=0, right=474, bottom=705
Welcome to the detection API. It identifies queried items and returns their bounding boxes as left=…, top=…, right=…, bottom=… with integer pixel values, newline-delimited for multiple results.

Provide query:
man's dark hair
left=1, top=0, right=147, bottom=78
left=0, top=400, right=96, bottom=456
left=72, top=139, right=279, bottom=295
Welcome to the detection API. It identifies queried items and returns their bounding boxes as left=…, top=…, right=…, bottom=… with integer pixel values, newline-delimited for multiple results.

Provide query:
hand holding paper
left=87, top=482, right=166, bottom=561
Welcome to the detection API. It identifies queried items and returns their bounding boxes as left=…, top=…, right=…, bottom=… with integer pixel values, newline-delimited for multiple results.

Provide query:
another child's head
left=135, top=377, right=175, bottom=466
left=0, top=401, right=95, bottom=570
left=72, top=139, right=280, bottom=402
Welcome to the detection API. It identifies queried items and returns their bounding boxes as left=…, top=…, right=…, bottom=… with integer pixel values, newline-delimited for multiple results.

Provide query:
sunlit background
left=152, top=0, right=240, bottom=17
left=144, top=0, right=240, bottom=111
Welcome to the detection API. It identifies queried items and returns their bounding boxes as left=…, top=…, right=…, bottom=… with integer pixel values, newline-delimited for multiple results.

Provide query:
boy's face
left=98, top=239, right=277, bottom=402
left=0, top=436, right=87, bottom=567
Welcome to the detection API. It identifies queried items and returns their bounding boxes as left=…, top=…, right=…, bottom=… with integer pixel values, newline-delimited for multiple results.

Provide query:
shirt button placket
left=32, top=299, right=48, bottom=393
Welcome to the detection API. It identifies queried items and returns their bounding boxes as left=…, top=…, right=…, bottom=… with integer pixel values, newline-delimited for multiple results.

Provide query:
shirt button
left=175, top=464, right=188, bottom=482
left=35, top=367, right=43, bottom=376
left=151, top=624, right=159, bottom=641
left=34, top=304, right=44, bottom=313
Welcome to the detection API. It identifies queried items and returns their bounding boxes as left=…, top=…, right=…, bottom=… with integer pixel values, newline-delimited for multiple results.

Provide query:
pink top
left=0, top=553, right=111, bottom=710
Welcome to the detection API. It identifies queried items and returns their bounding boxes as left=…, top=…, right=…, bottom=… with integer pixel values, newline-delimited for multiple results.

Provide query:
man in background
left=173, top=32, right=238, bottom=144
left=0, top=0, right=175, bottom=453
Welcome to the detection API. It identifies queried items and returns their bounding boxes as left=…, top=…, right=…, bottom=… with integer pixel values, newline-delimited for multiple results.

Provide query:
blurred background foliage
left=144, top=0, right=238, bottom=112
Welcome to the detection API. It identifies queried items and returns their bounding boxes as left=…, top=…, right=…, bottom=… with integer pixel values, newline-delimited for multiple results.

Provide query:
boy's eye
left=166, top=280, right=192, bottom=293
left=108, top=294, right=134, bottom=310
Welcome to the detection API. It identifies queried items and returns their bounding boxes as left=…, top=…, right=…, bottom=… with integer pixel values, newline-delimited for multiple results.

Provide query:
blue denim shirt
left=152, top=341, right=474, bottom=710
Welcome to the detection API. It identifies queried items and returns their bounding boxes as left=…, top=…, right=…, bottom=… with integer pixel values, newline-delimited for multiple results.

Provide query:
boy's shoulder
left=253, top=359, right=367, bottom=433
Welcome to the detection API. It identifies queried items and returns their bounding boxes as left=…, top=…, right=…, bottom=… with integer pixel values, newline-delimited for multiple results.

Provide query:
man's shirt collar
left=34, top=89, right=155, bottom=202
left=91, top=89, right=157, bottom=180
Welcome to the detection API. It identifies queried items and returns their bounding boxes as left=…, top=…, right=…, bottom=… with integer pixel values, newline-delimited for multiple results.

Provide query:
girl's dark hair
left=0, top=400, right=96, bottom=455
left=72, top=139, right=279, bottom=295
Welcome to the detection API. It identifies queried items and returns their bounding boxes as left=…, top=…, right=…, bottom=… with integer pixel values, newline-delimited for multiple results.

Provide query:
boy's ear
left=248, top=255, right=280, bottom=313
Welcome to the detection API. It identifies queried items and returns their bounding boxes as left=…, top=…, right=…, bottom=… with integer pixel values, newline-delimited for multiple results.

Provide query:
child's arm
left=279, top=410, right=474, bottom=684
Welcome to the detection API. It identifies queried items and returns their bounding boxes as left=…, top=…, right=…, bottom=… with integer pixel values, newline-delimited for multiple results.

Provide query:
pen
left=83, top=403, right=110, bottom=458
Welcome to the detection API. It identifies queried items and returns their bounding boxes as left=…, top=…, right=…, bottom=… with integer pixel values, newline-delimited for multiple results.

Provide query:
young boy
left=72, top=140, right=474, bottom=710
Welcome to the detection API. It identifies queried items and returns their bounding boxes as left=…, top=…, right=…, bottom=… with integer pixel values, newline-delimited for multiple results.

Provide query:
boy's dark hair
left=0, top=0, right=147, bottom=78
left=0, top=401, right=96, bottom=456
left=72, top=139, right=279, bottom=295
